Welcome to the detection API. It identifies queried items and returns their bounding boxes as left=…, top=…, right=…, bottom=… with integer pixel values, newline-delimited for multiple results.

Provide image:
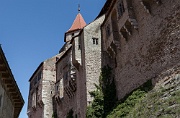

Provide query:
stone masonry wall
left=56, top=48, right=78, bottom=118
left=42, top=54, right=61, bottom=118
left=0, top=81, right=14, bottom=118
left=27, top=66, right=43, bottom=118
left=102, top=0, right=180, bottom=100
left=83, top=15, right=105, bottom=103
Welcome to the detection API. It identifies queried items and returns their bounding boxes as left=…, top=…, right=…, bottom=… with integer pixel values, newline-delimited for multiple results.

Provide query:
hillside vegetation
left=108, top=72, right=180, bottom=118
left=87, top=66, right=180, bottom=118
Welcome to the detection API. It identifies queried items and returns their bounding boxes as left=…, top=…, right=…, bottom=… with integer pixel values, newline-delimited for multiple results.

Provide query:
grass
left=106, top=77, right=180, bottom=118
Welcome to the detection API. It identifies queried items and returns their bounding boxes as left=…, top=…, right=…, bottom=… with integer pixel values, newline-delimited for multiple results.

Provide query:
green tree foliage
left=52, top=112, right=57, bottom=118
left=101, top=66, right=117, bottom=117
left=107, top=80, right=153, bottom=118
left=86, top=66, right=117, bottom=118
left=107, top=89, right=146, bottom=118
left=86, top=84, right=104, bottom=118
left=66, top=109, right=73, bottom=118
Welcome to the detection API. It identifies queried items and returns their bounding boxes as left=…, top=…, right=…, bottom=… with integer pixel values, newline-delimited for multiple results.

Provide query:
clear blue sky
left=0, top=0, right=105, bottom=118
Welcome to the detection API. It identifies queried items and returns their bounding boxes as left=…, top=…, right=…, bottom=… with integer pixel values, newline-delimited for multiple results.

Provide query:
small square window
left=92, top=38, right=98, bottom=45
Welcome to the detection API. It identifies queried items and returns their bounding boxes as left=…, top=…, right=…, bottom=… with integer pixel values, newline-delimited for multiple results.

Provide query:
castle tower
left=55, top=9, right=87, bottom=118
left=64, top=11, right=86, bottom=43
left=69, top=7, right=105, bottom=117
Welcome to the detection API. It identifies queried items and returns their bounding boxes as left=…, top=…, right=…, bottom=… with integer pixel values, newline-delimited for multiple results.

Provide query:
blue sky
left=0, top=0, right=105, bottom=117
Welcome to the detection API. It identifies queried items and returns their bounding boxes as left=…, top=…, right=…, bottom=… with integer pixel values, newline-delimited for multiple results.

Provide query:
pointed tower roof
left=67, top=13, right=86, bottom=33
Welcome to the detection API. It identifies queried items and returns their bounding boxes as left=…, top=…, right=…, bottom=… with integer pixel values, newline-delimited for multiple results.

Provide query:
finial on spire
left=78, top=4, right=80, bottom=12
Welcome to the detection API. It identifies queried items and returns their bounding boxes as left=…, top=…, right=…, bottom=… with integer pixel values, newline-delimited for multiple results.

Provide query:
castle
left=27, top=0, right=180, bottom=117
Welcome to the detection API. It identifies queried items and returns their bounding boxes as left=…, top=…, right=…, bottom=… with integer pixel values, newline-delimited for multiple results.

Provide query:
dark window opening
left=92, top=38, right=98, bottom=45
left=106, top=24, right=111, bottom=37
left=72, top=33, right=74, bottom=36
left=64, top=71, right=69, bottom=85
left=56, top=57, right=59, bottom=61
left=38, top=71, right=42, bottom=81
left=96, top=39, right=98, bottom=45
left=118, top=0, right=125, bottom=17
left=34, top=77, right=37, bottom=85
left=57, top=86, right=59, bottom=91
left=93, top=39, right=95, bottom=44
left=78, top=37, right=81, bottom=50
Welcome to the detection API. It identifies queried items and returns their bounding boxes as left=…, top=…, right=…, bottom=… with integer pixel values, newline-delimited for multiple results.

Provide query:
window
left=118, top=0, right=125, bottom=17
left=38, top=71, right=42, bottom=81
left=63, top=71, right=69, bottom=85
left=34, top=77, right=37, bottom=85
left=92, top=38, right=98, bottom=45
left=64, top=72, right=68, bottom=80
left=72, top=33, right=74, bottom=36
left=56, top=57, right=59, bottom=61
left=93, top=39, right=95, bottom=44
left=78, top=37, right=81, bottom=50
left=106, top=24, right=111, bottom=37
left=32, top=92, right=36, bottom=107
left=56, top=85, right=59, bottom=91
left=96, top=39, right=98, bottom=45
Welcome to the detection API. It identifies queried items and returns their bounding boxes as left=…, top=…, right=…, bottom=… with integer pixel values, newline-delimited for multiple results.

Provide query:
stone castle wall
left=27, top=65, right=43, bottom=118
left=56, top=48, right=78, bottom=118
left=102, top=0, right=180, bottom=100
left=83, top=15, right=105, bottom=103
left=28, top=54, right=61, bottom=118
left=27, top=0, right=180, bottom=117
left=42, top=55, right=61, bottom=118
left=76, top=15, right=105, bottom=118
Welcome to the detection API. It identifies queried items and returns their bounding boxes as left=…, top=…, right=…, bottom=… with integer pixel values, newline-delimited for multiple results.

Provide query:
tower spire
left=78, top=4, right=80, bottom=13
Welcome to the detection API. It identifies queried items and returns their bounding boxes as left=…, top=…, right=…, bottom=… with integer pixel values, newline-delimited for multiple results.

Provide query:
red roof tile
left=67, top=13, right=86, bottom=32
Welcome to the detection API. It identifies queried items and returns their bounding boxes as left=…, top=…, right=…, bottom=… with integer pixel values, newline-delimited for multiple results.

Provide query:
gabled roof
left=67, top=13, right=86, bottom=33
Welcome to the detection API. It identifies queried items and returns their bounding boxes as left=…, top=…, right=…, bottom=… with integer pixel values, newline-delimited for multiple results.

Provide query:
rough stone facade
left=27, top=54, right=61, bottom=118
left=0, top=46, right=24, bottom=118
left=101, top=0, right=180, bottom=100
left=55, top=46, right=78, bottom=118
left=27, top=0, right=180, bottom=117
left=53, top=14, right=105, bottom=118
left=75, top=15, right=105, bottom=118
left=82, top=15, right=105, bottom=103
